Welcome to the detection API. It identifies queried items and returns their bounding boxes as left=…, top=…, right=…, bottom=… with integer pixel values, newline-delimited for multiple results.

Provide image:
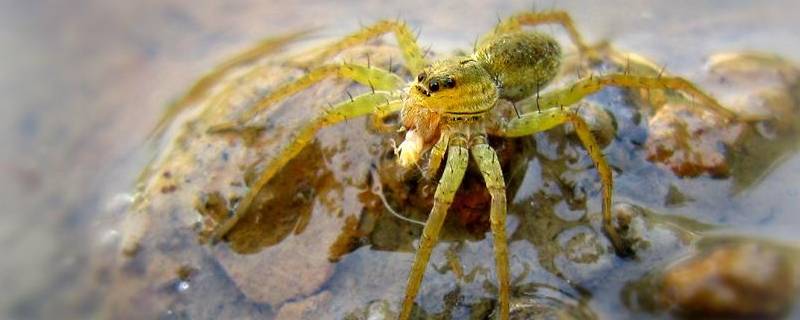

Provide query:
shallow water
left=2, top=1, right=800, bottom=319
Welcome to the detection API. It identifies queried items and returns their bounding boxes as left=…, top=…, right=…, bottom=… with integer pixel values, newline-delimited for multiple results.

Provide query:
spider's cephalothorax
left=200, top=10, right=739, bottom=320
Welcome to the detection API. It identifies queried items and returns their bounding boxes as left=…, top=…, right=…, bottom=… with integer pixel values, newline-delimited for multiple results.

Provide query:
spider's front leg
left=208, top=63, right=404, bottom=131
left=400, top=133, right=469, bottom=320
left=209, top=92, right=401, bottom=243
left=471, top=135, right=510, bottom=320
left=500, top=107, right=627, bottom=256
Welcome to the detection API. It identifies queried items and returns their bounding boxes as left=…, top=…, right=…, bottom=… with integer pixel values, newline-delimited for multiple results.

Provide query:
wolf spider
left=202, top=10, right=737, bottom=320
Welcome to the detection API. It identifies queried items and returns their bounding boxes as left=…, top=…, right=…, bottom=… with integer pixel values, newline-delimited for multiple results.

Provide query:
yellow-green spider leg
left=519, top=73, right=739, bottom=120
left=501, top=107, right=626, bottom=255
left=493, top=10, right=590, bottom=53
left=424, top=134, right=450, bottom=179
left=296, top=20, right=429, bottom=75
left=210, top=63, right=403, bottom=131
left=370, top=96, right=404, bottom=133
left=152, top=29, right=313, bottom=137
left=471, top=135, right=510, bottom=320
left=400, top=133, right=469, bottom=320
left=209, top=92, right=402, bottom=243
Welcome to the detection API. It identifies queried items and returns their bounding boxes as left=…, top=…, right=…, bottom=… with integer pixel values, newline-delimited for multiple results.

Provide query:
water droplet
left=177, top=281, right=190, bottom=292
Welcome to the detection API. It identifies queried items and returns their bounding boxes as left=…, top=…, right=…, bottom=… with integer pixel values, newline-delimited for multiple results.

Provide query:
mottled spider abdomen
left=476, top=31, right=561, bottom=101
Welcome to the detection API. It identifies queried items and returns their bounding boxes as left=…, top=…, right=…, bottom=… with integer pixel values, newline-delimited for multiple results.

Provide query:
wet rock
left=212, top=202, right=350, bottom=306
left=659, top=242, right=798, bottom=318
left=646, top=52, right=800, bottom=178
left=275, top=291, right=332, bottom=320
left=566, top=101, right=618, bottom=148
left=510, top=283, right=597, bottom=320
left=609, top=202, right=716, bottom=258
left=645, top=102, right=745, bottom=177
left=554, top=226, right=614, bottom=284
left=341, top=300, right=395, bottom=320
left=704, top=52, right=800, bottom=126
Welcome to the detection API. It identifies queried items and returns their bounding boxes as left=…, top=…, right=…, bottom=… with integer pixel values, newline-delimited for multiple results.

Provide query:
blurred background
left=2, top=0, right=799, bottom=319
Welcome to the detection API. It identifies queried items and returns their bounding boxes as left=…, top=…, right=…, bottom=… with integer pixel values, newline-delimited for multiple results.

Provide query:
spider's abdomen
left=475, top=31, right=561, bottom=102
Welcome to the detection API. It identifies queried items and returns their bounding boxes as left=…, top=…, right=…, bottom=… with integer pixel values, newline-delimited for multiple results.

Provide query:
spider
left=200, top=10, right=738, bottom=320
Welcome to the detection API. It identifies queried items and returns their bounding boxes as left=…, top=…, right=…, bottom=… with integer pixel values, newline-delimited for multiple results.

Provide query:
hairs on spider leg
left=369, top=81, right=375, bottom=94
left=366, top=53, right=371, bottom=68
left=423, top=44, right=433, bottom=58
left=387, top=56, right=394, bottom=73
left=625, top=55, right=631, bottom=75
left=536, top=83, right=542, bottom=113
left=512, top=101, right=521, bottom=119
left=346, top=90, right=355, bottom=102
left=657, top=64, right=668, bottom=79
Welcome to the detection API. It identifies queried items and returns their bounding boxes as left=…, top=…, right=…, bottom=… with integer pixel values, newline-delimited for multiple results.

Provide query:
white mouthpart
left=396, top=130, right=424, bottom=167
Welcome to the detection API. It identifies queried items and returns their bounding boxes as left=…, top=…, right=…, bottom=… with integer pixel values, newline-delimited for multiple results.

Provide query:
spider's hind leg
left=500, top=107, right=627, bottom=256
left=491, top=10, right=590, bottom=54
left=519, top=73, right=740, bottom=120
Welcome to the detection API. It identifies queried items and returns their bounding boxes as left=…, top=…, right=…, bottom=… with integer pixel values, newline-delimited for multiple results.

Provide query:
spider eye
left=417, top=72, right=426, bottom=82
left=444, top=77, right=456, bottom=88
left=429, top=80, right=440, bottom=92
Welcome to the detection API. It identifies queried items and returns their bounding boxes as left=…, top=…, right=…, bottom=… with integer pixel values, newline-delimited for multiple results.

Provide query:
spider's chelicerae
left=202, top=10, right=738, bottom=320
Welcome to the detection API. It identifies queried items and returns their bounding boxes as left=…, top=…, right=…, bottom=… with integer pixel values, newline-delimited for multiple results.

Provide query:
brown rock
left=645, top=102, right=745, bottom=177
left=275, top=291, right=332, bottom=320
left=660, top=243, right=797, bottom=318
left=213, top=209, right=343, bottom=306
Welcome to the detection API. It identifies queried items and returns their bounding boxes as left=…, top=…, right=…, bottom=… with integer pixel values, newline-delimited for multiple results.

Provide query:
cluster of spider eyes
left=417, top=72, right=456, bottom=92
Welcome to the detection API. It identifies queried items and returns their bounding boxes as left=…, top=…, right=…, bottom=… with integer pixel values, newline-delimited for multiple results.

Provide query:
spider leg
left=518, top=73, right=740, bottom=121
left=493, top=10, right=589, bottom=53
left=370, top=97, right=403, bottom=133
left=400, top=133, right=469, bottom=320
left=500, top=107, right=627, bottom=256
left=150, top=30, right=313, bottom=138
left=424, top=134, right=449, bottom=179
left=470, top=135, right=510, bottom=320
left=209, top=92, right=402, bottom=243
left=293, top=20, right=428, bottom=75
left=208, top=63, right=403, bottom=132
